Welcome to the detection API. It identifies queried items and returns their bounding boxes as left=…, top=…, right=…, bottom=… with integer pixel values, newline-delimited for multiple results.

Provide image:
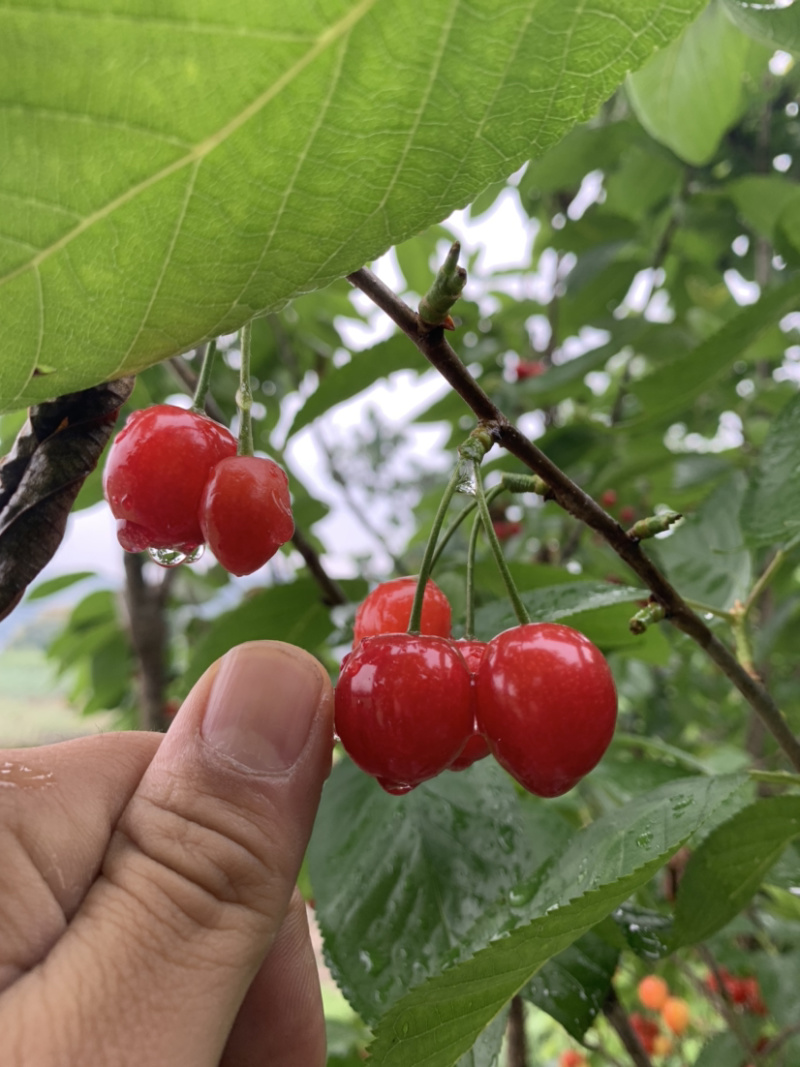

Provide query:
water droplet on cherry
left=147, top=544, right=203, bottom=568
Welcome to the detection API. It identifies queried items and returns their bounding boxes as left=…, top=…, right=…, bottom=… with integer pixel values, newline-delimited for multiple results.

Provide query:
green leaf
left=741, top=391, right=800, bottom=547
left=722, top=0, right=800, bottom=54
left=288, top=335, right=418, bottom=438
left=369, top=774, right=747, bottom=1067
left=626, top=1, right=754, bottom=166
left=628, top=277, right=800, bottom=422
left=27, top=570, right=95, bottom=600
left=1, top=0, right=709, bottom=411
left=694, top=1032, right=745, bottom=1067
left=523, top=931, right=618, bottom=1039
left=454, top=1009, right=508, bottom=1067
left=672, top=795, right=800, bottom=946
left=650, top=474, right=751, bottom=611
left=308, top=759, right=546, bottom=1027
left=726, top=176, right=800, bottom=241
left=181, top=578, right=333, bottom=692
left=473, top=582, right=646, bottom=640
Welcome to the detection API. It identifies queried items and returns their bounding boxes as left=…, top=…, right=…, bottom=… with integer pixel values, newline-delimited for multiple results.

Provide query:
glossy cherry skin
left=448, top=639, right=490, bottom=771
left=475, top=623, right=617, bottom=797
left=352, top=577, right=451, bottom=646
left=199, top=455, right=294, bottom=576
left=104, top=405, right=236, bottom=549
left=335, top=634, right=473, bottom=794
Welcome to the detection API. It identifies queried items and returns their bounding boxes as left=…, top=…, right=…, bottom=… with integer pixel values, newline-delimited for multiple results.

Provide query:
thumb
left=35, top=641, right=333, bottom=1066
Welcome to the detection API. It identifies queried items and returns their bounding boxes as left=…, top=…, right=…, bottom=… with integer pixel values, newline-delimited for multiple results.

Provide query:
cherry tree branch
left=346, top=267, right=800, bottom=773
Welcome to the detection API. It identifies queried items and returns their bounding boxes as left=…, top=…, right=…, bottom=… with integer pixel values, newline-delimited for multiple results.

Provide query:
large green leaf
left=723, top=0, right=800, bottom=54
left=626, top=1, right=754, bottom=166
left=308, top=759, right=552, bottom=1027
left=628, top=277, right=800, bottom=422
left=473, top=581, right=646, bottom=639
left=523, top=931, right=618, bottom=1040
left=369, top=774, right=748, bottom=1067
left=288, top=334, right=419, bottom=438
left=741, top=391, right=800, bottom=547
left=650, top=474, right=751, bottom=611
left=1, top=0, right=708, bottom=411
left=180, top=577, right=335, bottom=691
left=672, top=795, right=800, bottom=946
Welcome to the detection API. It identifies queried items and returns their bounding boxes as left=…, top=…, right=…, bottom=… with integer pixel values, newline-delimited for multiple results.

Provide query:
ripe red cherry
left=492, top=519, right=523, bottom=541
left=352, top=577, right=451, bottom=646
left=630, top=1014, right=659, bottom=1054
left=475, top=623, right=617, bottom=797
left=514, top=360, right=546, bottom=381
left=104, top=405, right=236, bottom=549
left=448, top=639, right=490, bottom=771
left=199, top=455, right=294, bottom=576
left=335, top=634, right=473, bottom=794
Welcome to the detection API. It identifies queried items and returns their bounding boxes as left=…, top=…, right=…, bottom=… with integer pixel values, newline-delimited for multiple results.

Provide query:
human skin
left=0, top=641, right=334, bottom=1066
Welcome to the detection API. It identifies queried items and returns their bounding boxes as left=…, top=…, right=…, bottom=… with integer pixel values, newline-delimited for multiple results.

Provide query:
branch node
left=418, top=241, right=467, bottom=328
left=630, top=601, right=667, bottom=635
left=627, top=510, right=682, bottom=542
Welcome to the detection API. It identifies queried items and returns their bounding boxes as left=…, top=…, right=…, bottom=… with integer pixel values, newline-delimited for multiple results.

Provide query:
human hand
left=0, top=640, right=333, bottom=1066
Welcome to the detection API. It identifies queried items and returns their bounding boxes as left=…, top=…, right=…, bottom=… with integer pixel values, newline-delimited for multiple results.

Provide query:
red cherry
left=353, top=577, right=452, bottom=646
left=448, top=639, right=490, bottom=771
left=475, top=623, right=617, bottom=797
left=334, top=634, right=473, bottom=793
left=104, top=405, right=236, bottom=550
left=492, top=519, right=523, bottom=541
left=630, top=1013, right=660, bottom=1054
left=514, top=360, right=546, bottom=381
left=559, top=1051, right=587, bottom=1067
left=199, top=455, right=294, bottom=576
left=600, top=489, right=618, bottom=508
left=620, top=505, right=636, bottom=525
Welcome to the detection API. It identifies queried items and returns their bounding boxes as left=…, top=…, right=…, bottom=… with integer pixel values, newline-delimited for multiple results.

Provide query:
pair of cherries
left=103, top=405, right=294, bottom=576
left=334, top=577, right=618, bottom=797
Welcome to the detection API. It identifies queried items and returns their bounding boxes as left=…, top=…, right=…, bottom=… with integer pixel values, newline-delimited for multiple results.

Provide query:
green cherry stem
left=237, top=321, right=255, bottom=457
left=472, top=460, right=530, bottom=627
left=464, top=508, right=482, bottom=639
left=190, top=340, right=217, bottom=414
left=407, top=462, right=465, bottom=634
left=430, top=484, right=505, bottom=571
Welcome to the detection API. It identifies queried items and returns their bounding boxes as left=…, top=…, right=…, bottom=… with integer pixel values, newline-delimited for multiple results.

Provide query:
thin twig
left=743, top=549, right=785, bottom=617
left=602, top=989, right=654, bottom=1067
left=347, top=266, right=800, bottom=773
left=506, top=995, right=529, bottom=1067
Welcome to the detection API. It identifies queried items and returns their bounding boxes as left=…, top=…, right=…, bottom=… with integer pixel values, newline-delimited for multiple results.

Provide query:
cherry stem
left=430, top=483, right=504, bottom=571
left=473, top=461, right=530, bottom=627
left=465, top=508, right=482, bottom=639
left=190, top=340, right=217, bottom=414
left=407, top=462, right=465, bottom=634
left=237, top=321, right=254, bottom=457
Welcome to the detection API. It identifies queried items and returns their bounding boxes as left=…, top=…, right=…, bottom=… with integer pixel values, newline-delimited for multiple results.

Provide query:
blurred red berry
left=600, top=489, right=618, bottom=508
left=492, top=519, right=523, bottom=541
left=620, top=505, right=636, bottom=525
left=514, top=360, right=546, bottom=381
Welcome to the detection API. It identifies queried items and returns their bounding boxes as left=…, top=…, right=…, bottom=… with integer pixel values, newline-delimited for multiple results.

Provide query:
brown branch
left=291, top=526, right=347, bottom=606
left=506, top=995, right=529, bottom=1067
left=602, top=990, right=654, bottom=1067
left=123, top=552, right=173, bottom=731
left=347, top=267, right=800, bottom=773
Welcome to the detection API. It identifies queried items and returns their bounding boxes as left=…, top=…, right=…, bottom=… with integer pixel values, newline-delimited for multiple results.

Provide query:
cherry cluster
left=704, top=966, right=767, bottom=1015
left=103, top=405, right=293, bottom=576
left=334, top=577, right=618, bottom=797
left=633, top=975, right=691, bottom=1056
